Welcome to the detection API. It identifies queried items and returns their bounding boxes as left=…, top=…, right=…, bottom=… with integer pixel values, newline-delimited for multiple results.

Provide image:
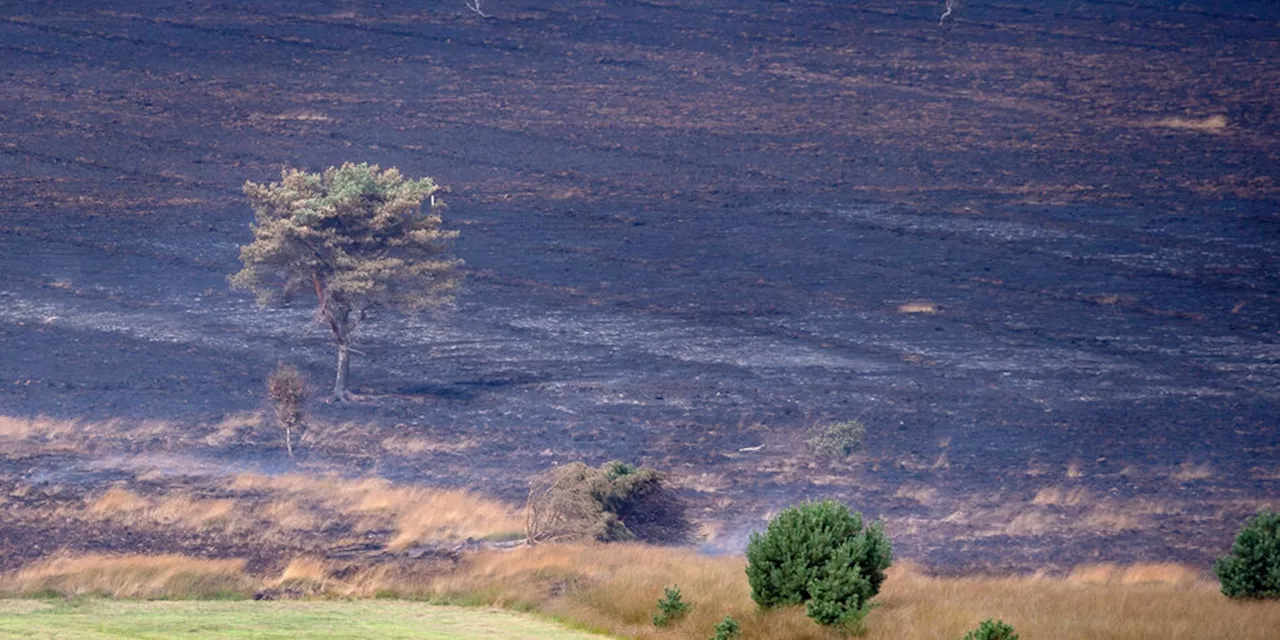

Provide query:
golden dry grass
left=277, top=557, right=329, bottom=584
left=869, top=562, right=1278, bottom=640
left=894, top=485, right=939, bottom=505
left=1066, top=562, right=1201, bottom=587
left=88, top=487, right=152, bottom=513
left=897, top=302, right=938, bottom=314
left=0, top=415, right=177, bottom=453
left=1150, top=115, right=1228, bottom=134
left=228, top=473, right=523, bottom=549
left=0, top=415, right=76, bottom=440
left=347, top=545, right=1280, bottom=640
left=2, top=554, right=252, bottom=599
left=4, top=546, right=1279, bottom=638
left=1171, top=461, right=1214, bottom=482
left=72, top=474, right=521, bottom=552
left=1082, top=506, right=1143, bottom=532
left=378, top=435, right=479, bottom=455
left=353, top=543, right=830, bottom=639
left=87, top=487, right=242, bottom=531
left=940, top=494, right=1177, bottom=538
left=1032, top=486, right=1090, bottom=506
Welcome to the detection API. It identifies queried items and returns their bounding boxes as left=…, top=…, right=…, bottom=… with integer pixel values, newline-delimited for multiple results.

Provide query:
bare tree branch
left=465, top=0, right=491, bottom=18
left=940, top=0, right=956, bottom=25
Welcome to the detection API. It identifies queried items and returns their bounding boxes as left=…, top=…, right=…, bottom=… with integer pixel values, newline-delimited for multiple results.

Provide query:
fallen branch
left=465, top=0, right=491, bottom=18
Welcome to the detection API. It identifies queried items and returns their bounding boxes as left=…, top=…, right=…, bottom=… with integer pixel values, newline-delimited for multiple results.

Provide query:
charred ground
left=1, top=0, right=1278, bottom=573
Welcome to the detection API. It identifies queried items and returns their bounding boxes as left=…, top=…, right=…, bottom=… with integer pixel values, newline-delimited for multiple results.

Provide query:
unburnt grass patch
left=5, top=547, right=1277, bottom=639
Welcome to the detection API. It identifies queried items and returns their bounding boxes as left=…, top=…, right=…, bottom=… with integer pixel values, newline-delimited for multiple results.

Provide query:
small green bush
left=745, top=500, right=891, bottom=631
left=808, top=420, right=866, bottom=457
left=806, top=542, right=875, bottom=633
left=653, top=585, right=691, bottom=626
left=1214, top=509, right=1280, bottom=599
left=709, top=615, right=741, bottom=640
left=962, top=619, right=1018, bottom=640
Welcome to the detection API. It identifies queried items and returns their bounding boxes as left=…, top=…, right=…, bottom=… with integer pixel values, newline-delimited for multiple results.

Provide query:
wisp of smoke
left=940, top=0, right=956, bottom=25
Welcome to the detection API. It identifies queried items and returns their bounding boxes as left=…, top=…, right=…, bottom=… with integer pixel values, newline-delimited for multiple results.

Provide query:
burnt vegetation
left=0, top=0, right=1278, bottom=636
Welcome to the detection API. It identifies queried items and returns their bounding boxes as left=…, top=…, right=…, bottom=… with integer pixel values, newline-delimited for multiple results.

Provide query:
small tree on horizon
left=231, top=163, right=463, bottom=401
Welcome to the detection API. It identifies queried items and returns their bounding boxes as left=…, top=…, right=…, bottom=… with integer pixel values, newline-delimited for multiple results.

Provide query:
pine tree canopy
left=230, top=162, right=463, bottom=400
left=231, top=162, right=463, bottom=316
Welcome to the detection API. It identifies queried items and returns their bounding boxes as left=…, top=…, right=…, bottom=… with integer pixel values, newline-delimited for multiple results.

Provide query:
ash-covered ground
left=1, top=0, right=1278, bottom=572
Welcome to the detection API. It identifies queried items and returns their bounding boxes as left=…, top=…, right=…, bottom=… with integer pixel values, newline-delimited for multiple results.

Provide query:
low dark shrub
left=808, top=420, right=866, bottom=457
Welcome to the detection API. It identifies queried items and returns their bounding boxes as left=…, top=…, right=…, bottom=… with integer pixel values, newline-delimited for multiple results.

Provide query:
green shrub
left=709, top=615, right=741, bottom=640
left=962, top=619, right=1018, bottom=640
left=652, top=585, right=691, bottom=626
left=1214, top=509, right=1280, bottom=599
left=808, top=420, right=866, bottom=457
left=745, top=500, right=891, bottom=631
left=806, top=541, right=875, bottom=633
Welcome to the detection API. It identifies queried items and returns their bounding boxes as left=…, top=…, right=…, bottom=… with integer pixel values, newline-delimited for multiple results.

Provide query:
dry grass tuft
left=48, top=473, right=522, bottom=558
left=1082, top=506, right=1142, bottom=532
left=204, top=412, right=265, bottom=446
left=3, top=554, right=252, bottom=599
left=257, top=498, right=323, bottom=531
left=1031, top=486, right=1089, bottom=506
left=0, top=416, right=81, bottom=450
left=1066, top=460, right=1085, bottom=478
left=1087, top=293, right=1136, bottom=306
left=87, top=488, right=240, bottom=531
left=1171, top=461, right=1214, bottom=482
left=1068, top=562, right=1201, bottom=586
left=277, top=557, right=329, bottom=585
left=379, top=435, right=477, bottom=455
left=228, top=473, right=522, bottom=549
left=0, top=415, right=179, bottom=452
left=894, top=485, right=939, bottom=505
left=1151, top=115, right=1228, bottom=134
left=89, top=487, right=151, bottom=514
left=897, top=302, right=938, bottom=314
left=1004, top=510, right=1060, bottom=536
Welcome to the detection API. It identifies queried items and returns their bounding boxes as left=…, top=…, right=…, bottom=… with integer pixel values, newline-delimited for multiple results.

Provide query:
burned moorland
left=1, top=0, right=1278, bottom=578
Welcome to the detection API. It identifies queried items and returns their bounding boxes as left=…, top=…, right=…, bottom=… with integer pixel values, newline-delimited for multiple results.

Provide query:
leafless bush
left=525, top=461, right=691, bottom=545
left=267, top=363, right=309, bottom=457
left=526, top=462, right=617, bottom=544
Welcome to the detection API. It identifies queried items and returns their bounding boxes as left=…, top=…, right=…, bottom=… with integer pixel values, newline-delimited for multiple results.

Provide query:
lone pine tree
left=231, top=163, right=463, bottom=401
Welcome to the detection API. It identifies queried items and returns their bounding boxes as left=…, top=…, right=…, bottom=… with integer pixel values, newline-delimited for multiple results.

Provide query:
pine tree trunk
left=284, top=425, right=294, bottom=458
left=334, top=342, right=351, bottom=402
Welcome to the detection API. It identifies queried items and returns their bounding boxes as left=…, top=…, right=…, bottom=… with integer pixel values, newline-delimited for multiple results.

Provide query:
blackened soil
left=1, top=0, right=1278, bottom=572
